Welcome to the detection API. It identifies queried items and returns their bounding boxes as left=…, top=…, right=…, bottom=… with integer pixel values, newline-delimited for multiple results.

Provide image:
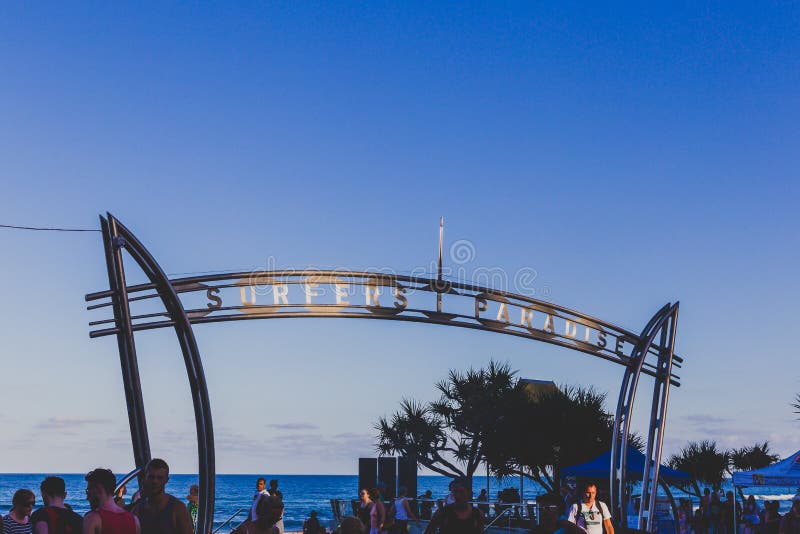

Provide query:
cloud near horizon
left=266, top=423, right=320, bottom=431
left=35, top=417, right=113, bottom=431
left=683, top=414, right=732, bottom=426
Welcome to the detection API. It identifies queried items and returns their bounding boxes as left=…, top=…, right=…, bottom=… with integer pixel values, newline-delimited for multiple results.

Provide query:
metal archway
left=86, top=213, right=683, bottom=534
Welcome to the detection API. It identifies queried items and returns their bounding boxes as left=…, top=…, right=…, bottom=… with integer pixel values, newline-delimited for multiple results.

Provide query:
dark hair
left=367, top=488, right=380, bottom=500
left=12, top=489, right=35, bottom=510
left=257, top=478, right=266, bottom=484
left=583, top=482, right=597, bottom=491
left=85, top=468, right=117, bottom=495
left=338, top=516, right=366, bottom=534
left=398, top=486, right=408, bottom=497
left=451, top=477, right=469, bottom=489
left=255, top=495, right=283, bottom=529
left=41, top=476, right=67, bottom=497
left=269, top=479, right=278, bottom=486
left=146, top=458, right=170, bottom=475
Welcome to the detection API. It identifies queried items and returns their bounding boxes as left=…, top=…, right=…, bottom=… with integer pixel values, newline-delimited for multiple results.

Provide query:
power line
left=0, top=223, right=100, bottom=233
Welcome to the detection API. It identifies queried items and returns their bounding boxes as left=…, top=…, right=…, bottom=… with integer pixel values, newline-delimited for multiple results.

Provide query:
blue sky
left=0, top=2, right=798, bottom=474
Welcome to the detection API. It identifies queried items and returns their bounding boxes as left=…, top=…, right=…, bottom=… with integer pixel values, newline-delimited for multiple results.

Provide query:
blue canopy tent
left=562, top=445, right=690, bottom=533
left=562, top=445, right=690, bottom=482
left=732, top=449, right=800, bottom=488
left=731, top=450, right=800, bottom=534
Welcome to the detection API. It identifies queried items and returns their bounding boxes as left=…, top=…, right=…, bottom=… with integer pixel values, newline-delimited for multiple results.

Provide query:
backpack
left=574, top=501, right=607, bottom=533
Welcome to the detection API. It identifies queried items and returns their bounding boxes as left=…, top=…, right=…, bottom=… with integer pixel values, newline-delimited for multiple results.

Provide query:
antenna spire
left=437, top=216, right=444, bottom=282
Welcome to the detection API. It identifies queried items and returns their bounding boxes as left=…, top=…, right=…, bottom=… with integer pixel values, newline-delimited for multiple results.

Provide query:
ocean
left=0, top=474, right=795, bottom=531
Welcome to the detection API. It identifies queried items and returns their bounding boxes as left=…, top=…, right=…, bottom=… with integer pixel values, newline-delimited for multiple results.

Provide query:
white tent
left=732, top=449, right=800, bottom=487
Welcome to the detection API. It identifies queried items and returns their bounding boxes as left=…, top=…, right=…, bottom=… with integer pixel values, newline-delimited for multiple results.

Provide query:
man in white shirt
left=247, top=478, right=269, bottom=521
left=567, top=483, right=614, bottom=534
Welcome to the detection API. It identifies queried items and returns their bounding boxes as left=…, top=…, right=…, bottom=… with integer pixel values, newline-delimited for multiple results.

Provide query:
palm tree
left=375, top=398, right=464, bottom=478
left=375, top=361, right=519, bottom=484
left=667, top=440, right=730, bottom=495
left=483, top=384, right=642, bottom=493
left=730, top=442, right=780, bottom=472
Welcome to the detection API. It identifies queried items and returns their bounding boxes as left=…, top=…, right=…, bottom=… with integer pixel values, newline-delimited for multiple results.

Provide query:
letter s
left=206, top=287, right=222, bottom=310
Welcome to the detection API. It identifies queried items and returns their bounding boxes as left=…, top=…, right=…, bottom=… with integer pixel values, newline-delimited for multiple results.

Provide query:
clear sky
left=0, top=2, right=798, bottom=475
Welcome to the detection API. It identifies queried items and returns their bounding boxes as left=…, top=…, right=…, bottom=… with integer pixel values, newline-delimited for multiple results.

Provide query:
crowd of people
left=678, top=490, right=800, bottom=534
left=238, top=477, right=285, bottom=534
left=331, top=479, right=616, bottom=534
left=8, top=468, right=800, bottom=534
left=333, top=477, right=483, bottom=534
left=0, top=458, right=195, bottom=534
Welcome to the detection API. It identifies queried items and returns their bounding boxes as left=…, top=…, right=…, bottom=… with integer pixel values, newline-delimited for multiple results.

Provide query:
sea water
left=0, top=474, right=794, bottom=531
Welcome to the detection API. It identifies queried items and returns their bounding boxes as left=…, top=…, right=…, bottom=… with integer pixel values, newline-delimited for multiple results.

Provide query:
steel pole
left=101, top=216, right=151, bottom=480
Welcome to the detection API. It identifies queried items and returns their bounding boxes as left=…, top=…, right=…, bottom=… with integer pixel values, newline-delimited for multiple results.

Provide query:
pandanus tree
left=483, top=385, right=642, bottom=494
left=377, top=361, right=640, bottom=492
left=667, top=440, right=730, bottom=495
left=669, top=440, right=780, bottom=498
left=375, top=360, right=520, bottom=485
left=730, top=442, right=780, bottom=472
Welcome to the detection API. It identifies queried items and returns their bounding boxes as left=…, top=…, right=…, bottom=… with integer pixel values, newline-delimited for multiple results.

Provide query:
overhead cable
left=0, top=223, right=100, bottom=232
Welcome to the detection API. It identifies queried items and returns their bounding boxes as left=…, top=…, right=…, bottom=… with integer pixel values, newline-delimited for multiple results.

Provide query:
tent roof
left=561, top=445, right=690, bottom=482
left=732, top=449, right=800, bottom=487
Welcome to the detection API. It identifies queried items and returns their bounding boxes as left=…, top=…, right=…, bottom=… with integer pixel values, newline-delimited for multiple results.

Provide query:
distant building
left=519, top=378, right=557, bottom=400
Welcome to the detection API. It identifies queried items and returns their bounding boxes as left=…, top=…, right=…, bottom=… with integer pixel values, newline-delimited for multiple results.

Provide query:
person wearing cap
left=186, top=485, right=199, bottom=530
left=779, top=496, right=800, bottom=534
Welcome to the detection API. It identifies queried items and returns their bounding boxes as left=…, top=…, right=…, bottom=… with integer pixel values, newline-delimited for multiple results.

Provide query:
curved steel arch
left=610, top=303, right=680, bottom=530
left=87, top=214, right=683, bottom=533
left=97, top=214, right=215, bottom=534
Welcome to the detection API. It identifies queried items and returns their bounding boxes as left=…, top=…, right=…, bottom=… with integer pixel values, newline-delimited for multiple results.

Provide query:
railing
left=213, top=507, right=248, bottom=534
left=329, top=498, right=537, bottom=528
left=483, top=508, right=514, bottom=532
left=115, top=467, right=142, bottom=495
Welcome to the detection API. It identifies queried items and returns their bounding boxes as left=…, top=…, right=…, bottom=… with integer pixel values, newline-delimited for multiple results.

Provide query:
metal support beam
left=610, top=303, right=678, bottom=531
left=103, top=214, right=216, bottom=534
left=101, top=216, right=151, bottom=481
left=640, top=305, right=679, bottom=531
